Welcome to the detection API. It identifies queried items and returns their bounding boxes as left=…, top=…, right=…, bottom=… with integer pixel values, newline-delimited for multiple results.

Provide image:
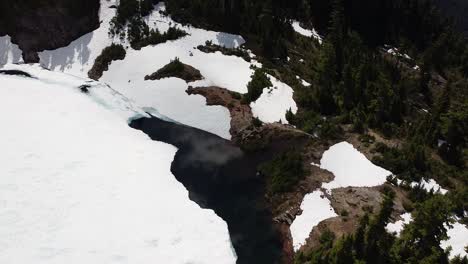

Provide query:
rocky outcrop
left=145, top=61, right=203, bottom=82
left=0, top=0, right=100, bottom=62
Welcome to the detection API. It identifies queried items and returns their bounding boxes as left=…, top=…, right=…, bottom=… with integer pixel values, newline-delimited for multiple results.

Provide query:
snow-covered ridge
left=0, top=64, right=237, bottom=263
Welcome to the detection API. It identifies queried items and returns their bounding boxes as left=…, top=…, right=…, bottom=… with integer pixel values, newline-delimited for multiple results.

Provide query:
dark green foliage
left=297, top=229, right=336, bottom=264
left=299, top=191, right=458, bottom=264
left=197, top=41, right=251, bottom=62
left=158, top=57, right=184, bottom=74
left=447, top=185, right=468, bottom=219
left=288, top=109, right=343, bottom=140
left=144, top=57, right=202, bottom=82
left=372, top=140, right=429, bottom=183
left=129, top=25, right=188, bottom=50
left=259, top=151, right=305, bottom=194
left=140, top=0, right=159, bottom=17
left=287, top=110, right=322, bottom=134
left=392, top=195, right=453, bottom=263
left=111, top=0, right=159, bottom=27
left=126, top=16, right=150, bottom=47
left=244, top=69, right=272, bottom=103
left=165, top=0, right=294, bottom=60
left=285, top=108, right=295, bottom=124
left=252, top=117, right=262, bottom=127
left=136, top=27, right=188, bottom=50
left=109, top=0, right=187, bottom=49
left=230, top=92, right=242, bottom=100
left=318, top=119, right=343, bottom=140
left=115, top=0, right=139, bottom=25
left=438, top=103, right=468, bottom=167
left=88, top=44, right=126, bottom=80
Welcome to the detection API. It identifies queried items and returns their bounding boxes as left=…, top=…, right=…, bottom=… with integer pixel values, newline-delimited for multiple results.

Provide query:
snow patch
left=296, top=75, right=311, bottom=86
left=0, top=64, right=236, bottom=263
left=386, top=212, right=413, bottom=236
left=441, top=222, right=468, bottom=259
left=320, top=142, right=391, bottom=190
left=250, top=75, right=297, bottom=124
left=290, top=191, right=337, bottom=251
left=291, top=21, right=323, bottom=44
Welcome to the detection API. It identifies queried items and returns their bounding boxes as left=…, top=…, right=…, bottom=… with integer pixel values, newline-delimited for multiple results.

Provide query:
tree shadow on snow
left=39, top=32, right=93, bottom=72
left=0, top=36, right=23, bottom=66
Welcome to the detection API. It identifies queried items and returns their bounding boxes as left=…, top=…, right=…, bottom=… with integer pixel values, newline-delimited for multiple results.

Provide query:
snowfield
left=290, top=191, right=337, bottom=251
left=250, top=75, right=298, bottom=124
left=0, top=65, right=236, bottom=263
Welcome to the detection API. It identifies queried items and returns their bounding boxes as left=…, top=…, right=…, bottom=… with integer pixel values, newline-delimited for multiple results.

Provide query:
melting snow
left=386, top=212, right=413, bottom=236
left=0, top=64, right=236, bottom=263
left=250, top=75, right=297, bottom=124
left=290, top=191, right=337, bottom=251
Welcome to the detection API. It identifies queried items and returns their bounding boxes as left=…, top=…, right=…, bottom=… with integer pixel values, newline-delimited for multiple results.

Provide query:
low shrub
left=259, top=151, right=305, bottom=194
left=144, top=57, right=202, bottom=82
left=245, top=69, right=272, bottom=103
left=88, top=44, right=126, bottom=80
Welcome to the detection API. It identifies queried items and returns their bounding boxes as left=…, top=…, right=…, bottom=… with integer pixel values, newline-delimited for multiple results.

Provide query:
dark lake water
left=130, top=117, right=283, bottom=264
